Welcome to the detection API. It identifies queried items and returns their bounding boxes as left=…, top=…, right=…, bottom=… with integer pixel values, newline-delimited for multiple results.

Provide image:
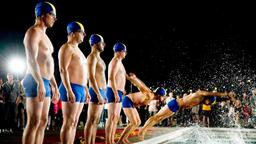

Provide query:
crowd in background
left=0, top=73, right=256, bottom=135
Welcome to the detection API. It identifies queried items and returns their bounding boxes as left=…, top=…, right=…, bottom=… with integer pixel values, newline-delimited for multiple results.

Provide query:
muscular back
left=24, top=26, right=54, bottom=79
left=128, top=92, right=154, bottom=107
left=181, top=93, right=204, bottom=109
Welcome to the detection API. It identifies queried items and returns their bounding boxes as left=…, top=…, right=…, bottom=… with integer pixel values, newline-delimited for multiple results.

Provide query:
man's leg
left=105, top=103, right=114, bottom=144
left=22, top=98, right=44, bottom=144
left=111, top=103, right=122, bottom=143
left=138, top=105, right=174, bottom=140
left=117, top=107, right=141, bottom=144
left=60, top=102, right=79, bottom=144
left=71, top=103, right=84, bottom=143
left=84, top=103, right=103, bottom=144
left=35, top=97, right=51, bottom=144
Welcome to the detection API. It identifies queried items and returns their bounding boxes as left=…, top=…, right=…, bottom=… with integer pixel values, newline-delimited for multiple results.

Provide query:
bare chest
left=96, top=58, right=106, bottom=72
left=38, top=36, right=53, bottom=59
left=72, top=48, right=87, bottom=64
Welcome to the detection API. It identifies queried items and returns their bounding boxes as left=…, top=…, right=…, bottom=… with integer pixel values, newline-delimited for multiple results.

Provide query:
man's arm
left=197, top=90, right=237, bottom=103
left=84, top=86, right=90, bottom=104
left=108, top=58, right=120, bottom=103
left=126, top=73, right=151, bottom=93
left=87, top=54, right=104, bottom=104
left=196, top=90, right=228, bottom=97
left=50, top=76, right=60, bottom=104
left=58, top=44, right=75, bottom=103
left=24, top=29, right=45, bottom=101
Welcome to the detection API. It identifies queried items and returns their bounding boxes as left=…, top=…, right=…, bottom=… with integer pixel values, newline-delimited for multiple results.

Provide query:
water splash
left=135, top=125, right=256, bottom=144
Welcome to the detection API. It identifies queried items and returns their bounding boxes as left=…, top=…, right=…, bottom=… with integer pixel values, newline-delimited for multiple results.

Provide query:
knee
left=93, top=117, right=101, bottom=125
left=85, top=117, right=98, bottom=127
left=113, top=114, right=120, bottom=123
left=150, top=115, right=159, bottom=122
left=27, top=116, right=40, bottom=128
left=131, top=120, right=141, bottom=127
left=137, top=119, right=141, bottom=127
left=64, top=118, right=76, bottom=128
left=39, top=117, right=48, bottom=127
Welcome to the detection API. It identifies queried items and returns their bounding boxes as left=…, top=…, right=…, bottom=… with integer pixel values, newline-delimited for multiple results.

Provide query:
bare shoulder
left=87, top=52, right=97, bottom=62
left=24, top=26, right=42, bottom=42
left=194, top=90, right=208, bottom=96
left=109, top=57, right=119, bottom=66
left=58, top=43, right=74, bottom=56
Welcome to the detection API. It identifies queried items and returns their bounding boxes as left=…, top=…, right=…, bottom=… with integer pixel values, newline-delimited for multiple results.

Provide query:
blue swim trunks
left=22, top=74, right=51, bottom=97
left=106, top=87, right=123, bottom=103
left=167, top=99, right=179, bottom=112
left=59, top=82, right=85, bottom=103
left=122, top=96, right=134, bottom=108
left=89, top=87, right=106, bottom=103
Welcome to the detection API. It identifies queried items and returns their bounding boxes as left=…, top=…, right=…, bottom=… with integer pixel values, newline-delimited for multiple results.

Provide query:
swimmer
left=105, top=42, right=127, bottom=144
left=22, top=1, right=59, bottom=144
left=84, top=34, right=107, bottom=144
left=117, top=73, right=166, bottom=144
left=58, top=21, right=89, bottom=144
left=138, top=90, right=239, bottom=140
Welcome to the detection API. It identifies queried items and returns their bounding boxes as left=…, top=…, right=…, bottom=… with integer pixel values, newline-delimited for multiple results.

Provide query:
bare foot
left=138, top=130, right=145, bottom=141
left=124, top=138, right=132, bottom=144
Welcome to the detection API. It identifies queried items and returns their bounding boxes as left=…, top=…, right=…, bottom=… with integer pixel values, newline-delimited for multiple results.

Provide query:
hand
left=228, top=91, right=236, bottom=101
left=129, top=72, right=136, bottom=78
left=115, top=94, right=120, bottom=103
left=97, top=95, right=105, bottom=105
left=85, top=95, right=90, bottom=104
left=51, top=86, right=60, bottom=104
left=123, top=90, right=126, bottom=96
left=37, top=81, right=46, bottom=102
left=67, top=90, right=75, bottom=103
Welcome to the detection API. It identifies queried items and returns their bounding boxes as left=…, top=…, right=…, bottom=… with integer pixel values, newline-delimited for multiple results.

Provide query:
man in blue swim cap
left=138, top=90, right=239, bottom=141
left=117, top=73, right=166, bottom=144
left=34, top=1, right=57, bottom=27
left=105, top=42, right=127, bottom=144
left=58, top=21, right=88, bottom=144
left=84, top=34, right=107, bottom=144
left=22, top=1, right=59, bottom=144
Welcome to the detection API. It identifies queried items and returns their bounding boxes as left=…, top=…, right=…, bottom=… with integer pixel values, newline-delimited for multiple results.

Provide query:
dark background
left=0, top=1, right=256, bottom=93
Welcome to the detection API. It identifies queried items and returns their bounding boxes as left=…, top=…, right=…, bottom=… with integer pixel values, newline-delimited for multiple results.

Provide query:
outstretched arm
left=196, top=90, right=228, bottom=97
left=126, top=73, right=151, bottom=93
left=197, top=90, right=237, bottom=103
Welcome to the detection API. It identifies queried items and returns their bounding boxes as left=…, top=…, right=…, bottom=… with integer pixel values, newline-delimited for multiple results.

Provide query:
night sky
left=1, top=1, right=256, bottom=93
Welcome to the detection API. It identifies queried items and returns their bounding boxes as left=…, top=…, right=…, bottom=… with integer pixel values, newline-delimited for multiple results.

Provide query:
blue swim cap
left=89, top=34, right=104, bottom=46
left=113, top=42, right=126, bottom=52
left=155, top=87, right=166, bottom=96
left=35, top=1, right=56, bottom=17
left=67, top=21, right=85, bottom=34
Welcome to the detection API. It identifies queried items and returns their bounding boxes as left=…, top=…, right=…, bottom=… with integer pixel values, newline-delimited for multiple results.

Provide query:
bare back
left=58, top=44, right=88, bottom=86
left=181, top=93, right=204, bottom=109
left=181, top=91, right=227, bottom=109
left=24, top=26, right=54, bottom=79
left=128, top=92, right=154, bottom=107
left=107, top=58, right=126, bottom=92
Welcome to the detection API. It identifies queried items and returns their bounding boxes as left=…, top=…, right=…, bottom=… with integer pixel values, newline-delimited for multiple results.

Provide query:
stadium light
left=7, top=56, right=26, bottom=78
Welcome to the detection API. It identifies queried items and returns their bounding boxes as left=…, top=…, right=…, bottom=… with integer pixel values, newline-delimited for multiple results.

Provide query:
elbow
left=59, top=68, right=67, bottom=75
left=108, top=76, right=115, bottom=83
left=88, top=76, right=95, bottom=82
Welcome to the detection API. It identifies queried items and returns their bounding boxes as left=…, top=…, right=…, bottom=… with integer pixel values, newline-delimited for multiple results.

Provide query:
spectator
left=202, top=98, right=212, bottom=127
left=2, top=73, right=22, bottom=133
